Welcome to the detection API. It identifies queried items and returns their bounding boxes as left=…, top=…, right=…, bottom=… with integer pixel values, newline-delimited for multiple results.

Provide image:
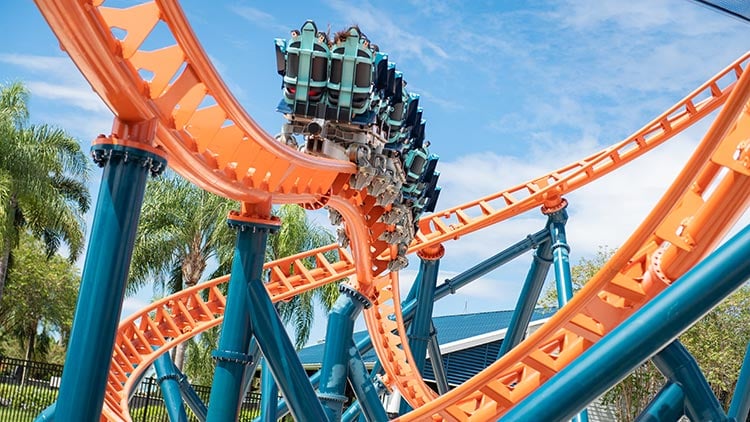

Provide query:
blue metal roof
left=297, top=308, right=556, bottom=367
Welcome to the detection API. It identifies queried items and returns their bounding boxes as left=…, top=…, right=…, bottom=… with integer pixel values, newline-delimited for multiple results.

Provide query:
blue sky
left=2, top=0, right=750, bottom=345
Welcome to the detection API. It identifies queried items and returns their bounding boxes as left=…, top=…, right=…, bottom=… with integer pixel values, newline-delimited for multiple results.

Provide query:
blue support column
left=347, top=340, right=389, bottom=422
left=246, top=242, right=329, bottom=422
left=318, top=285, right=370, bottom=420
left=50, top=137, right=166, bottom=422
left=729, top=342, right=750, bottom=422
left=240, top=338, right=262, bottom=402
left=207, top=217, right=278, bottom=422
left=652, top=341, right=728, bottom=421
left=636, top=382, right=685, bottom=422
left=548, top=202, right=575, bottom=308
left=259, top=358, right=279, bottom=422
left=407, top=247, right=443, bottom=375
left=547, top=201, right=589, bottom=422
left=498, top=232, right=553, bottom=357
left=401, top=247, right=443, bottom=415
left=154, top=353, right=189, bottom=422
left=428, top=322, right=449, bottom=395
left=501, top=224, right=750, bottom=422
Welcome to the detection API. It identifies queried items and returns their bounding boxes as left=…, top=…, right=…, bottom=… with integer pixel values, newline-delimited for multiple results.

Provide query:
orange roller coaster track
left=99, top=51, right=749, bottom=421
left=32, top=0, right=750, bottom=421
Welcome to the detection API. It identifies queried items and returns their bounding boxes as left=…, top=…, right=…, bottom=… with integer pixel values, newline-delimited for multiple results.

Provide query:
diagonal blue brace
left=45, top=139, right=166, bottom=422
left=175, top=368, right=208, bottom=421
left=501, top=223, right=750, bottom=422
left=259, top=358, right=279, bottom=422
left=319, top=284, right=371, bottom=420
left=154, top=353, right=189, bottom=422
left=152, top=349, right=208, bottom=421
left=636, top=381, right=685, bottom=421
left=346, top=340, right=389, bottom=422
left=440, top=229, right=550, bottom=303
left=207, top=217, right=278, bottom=422
left=345, top=361, right=389, bottom=422
left=241, top=338, right=262, bottom=408
left=652, top=341, right=728, bottom=421
left=498, top=227, right=553, bottom=358
left=428, top=322, right=450, bottom=395
left=245, top=230, right=329, bottom=422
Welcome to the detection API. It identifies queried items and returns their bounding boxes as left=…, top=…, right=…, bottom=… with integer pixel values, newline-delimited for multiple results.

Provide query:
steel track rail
left=31, top=1, right=750, bottom=420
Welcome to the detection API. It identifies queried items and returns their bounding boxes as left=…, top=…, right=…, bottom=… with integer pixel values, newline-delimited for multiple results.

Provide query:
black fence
left=0, top=356, right=262, bottom=422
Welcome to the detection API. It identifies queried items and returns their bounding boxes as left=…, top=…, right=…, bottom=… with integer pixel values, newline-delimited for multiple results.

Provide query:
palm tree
left=0, top=81, right=91, bottom=306
left=267, top=204, right=340, bottom=350
left=127, top=170, right=237, bottom=370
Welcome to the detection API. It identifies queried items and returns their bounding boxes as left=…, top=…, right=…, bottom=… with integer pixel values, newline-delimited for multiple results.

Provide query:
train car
left=274, top=21, right=442, bottom=270
left=326, top=26, right=374, bottom=123
left=276, top=21, right=330, bottom=119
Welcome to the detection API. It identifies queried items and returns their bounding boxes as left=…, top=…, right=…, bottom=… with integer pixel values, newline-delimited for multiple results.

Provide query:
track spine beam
left=500, top=224, right=750, bottom=421
left=30, top=1, right=750, bottom=419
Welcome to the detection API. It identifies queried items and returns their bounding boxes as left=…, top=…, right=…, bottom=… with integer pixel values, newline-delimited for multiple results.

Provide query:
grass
left=0, top=407, right=43, bottom=421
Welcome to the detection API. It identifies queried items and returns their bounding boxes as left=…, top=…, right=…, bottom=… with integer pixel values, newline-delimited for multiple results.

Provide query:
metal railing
left=0, top=356, right=261, bottom=421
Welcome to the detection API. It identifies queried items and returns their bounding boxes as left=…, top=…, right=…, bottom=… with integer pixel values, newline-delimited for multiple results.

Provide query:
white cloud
left=120, top=297, right=151, bottom=321
left=0, top=54, right=75, bottom=78
left=230, top=5, right=290, bottom=33
left=553, top=0, right=730, bottom=36
left=26, top=81, right=108, bottom=113
left=0, top=53, right=110, bottom=115
left=328, top=0, right=450, bottom=72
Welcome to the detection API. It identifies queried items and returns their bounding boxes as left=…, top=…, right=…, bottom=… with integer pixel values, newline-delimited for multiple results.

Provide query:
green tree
left=0, top=232, right=79, bottom=369
left=127, top=171, right=236, bottom=370
left=681, top=285, right=750, bottom=410
left=539, top=245, right=615, bottom=309
left=0, top=81, right=90, bottom=306
left=267, top=204, right=340, bottom=350
left=183, top=326, right=220, bottom=387
left=542, top=246, right=750, bottom=420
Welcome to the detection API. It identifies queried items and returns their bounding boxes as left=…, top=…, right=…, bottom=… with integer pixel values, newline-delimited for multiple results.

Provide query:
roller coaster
left=29, top=1, right=750, bottom=421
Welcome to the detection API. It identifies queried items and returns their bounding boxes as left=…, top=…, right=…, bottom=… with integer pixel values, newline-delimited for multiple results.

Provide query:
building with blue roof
left=298, top=308, right=555, bottom=387
left=296, top=307, right=615, bottom=420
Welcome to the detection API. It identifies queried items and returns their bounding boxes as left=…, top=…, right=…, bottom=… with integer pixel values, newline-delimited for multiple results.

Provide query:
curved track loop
left=31, top=0, right=750, bottom=420
left=32, top=0, right=398, bottom=292
left=99, top=52, right=750, bottom=421
left=390, top=57, right=750, bottom=421
left=33, top=0, right=354, bottom=204
left=106, top=244, right=356, bottom=420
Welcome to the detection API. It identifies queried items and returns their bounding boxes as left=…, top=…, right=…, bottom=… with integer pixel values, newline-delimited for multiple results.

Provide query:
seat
left=281, top=20, right=330, bottom=117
